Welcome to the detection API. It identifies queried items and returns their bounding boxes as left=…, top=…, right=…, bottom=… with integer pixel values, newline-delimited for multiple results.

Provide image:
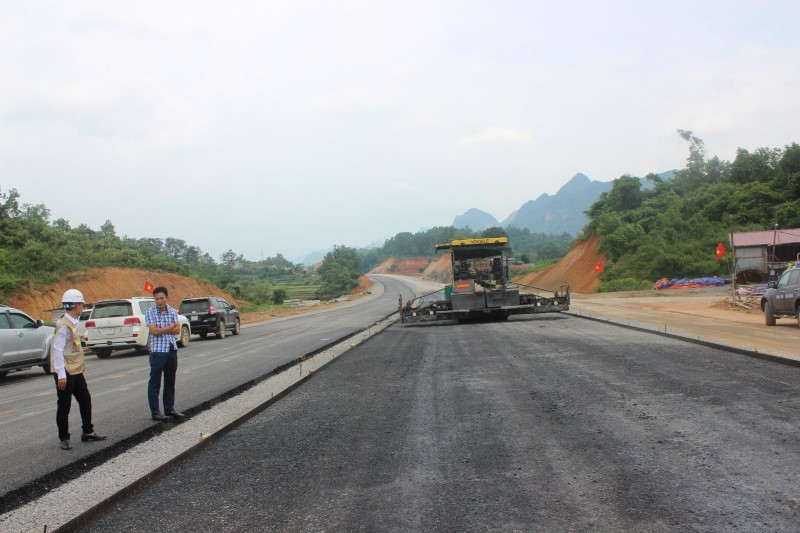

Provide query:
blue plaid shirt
left=145, top=304, right=179, bottom=352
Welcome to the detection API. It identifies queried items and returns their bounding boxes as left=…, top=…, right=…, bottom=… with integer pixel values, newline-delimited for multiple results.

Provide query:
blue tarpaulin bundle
left=652, top=276, right=728, bottom=290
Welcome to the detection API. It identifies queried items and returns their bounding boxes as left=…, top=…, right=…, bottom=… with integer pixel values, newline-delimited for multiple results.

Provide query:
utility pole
left=771, top=222, right=778, bottom=275
left=729, top=215, right=736, bottom=306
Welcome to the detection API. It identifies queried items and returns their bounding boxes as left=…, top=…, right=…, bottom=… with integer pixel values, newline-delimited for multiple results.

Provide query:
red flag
left=715, top=243, right=726, bottom=260
left=144, top=280, right=154, bottom=294
left=593, top=261, right=604, bottom=273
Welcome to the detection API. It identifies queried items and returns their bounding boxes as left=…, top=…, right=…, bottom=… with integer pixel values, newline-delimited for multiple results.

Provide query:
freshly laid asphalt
left=84, top=313, right=800, bottom=532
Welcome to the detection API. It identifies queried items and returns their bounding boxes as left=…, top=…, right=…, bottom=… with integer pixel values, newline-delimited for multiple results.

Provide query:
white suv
left=84, top=297, right=191, bottom=359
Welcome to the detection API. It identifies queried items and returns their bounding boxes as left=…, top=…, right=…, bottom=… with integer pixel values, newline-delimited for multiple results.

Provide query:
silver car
left=0, top=305, right=55, bottom=378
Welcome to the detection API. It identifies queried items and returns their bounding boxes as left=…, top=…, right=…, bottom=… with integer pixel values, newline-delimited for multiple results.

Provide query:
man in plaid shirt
left=145, top=286, right=186, bottom=421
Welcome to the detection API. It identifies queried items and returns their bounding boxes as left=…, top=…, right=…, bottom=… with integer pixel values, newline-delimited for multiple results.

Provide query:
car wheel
left=217, top=321, right=226, bottom=339
left=796, top=307, right=800, bottom=329
left=178, top=325, right=190, bottom=347
left=135, top=346, right=149, bottom=354
left=199, top=332, right=208, bottom=339
left=764, top=301, right=776, bottom=326
left=232, top=318, right=240, bottom=335
left=41, top=361, right=51, bottom=374
left=95, top=348, right=112, bottom=359
left=0, top=370, right=8, bottom=379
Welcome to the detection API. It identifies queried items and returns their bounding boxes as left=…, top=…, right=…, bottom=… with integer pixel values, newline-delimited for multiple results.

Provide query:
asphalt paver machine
left=400, top=237, right=570, bottom=323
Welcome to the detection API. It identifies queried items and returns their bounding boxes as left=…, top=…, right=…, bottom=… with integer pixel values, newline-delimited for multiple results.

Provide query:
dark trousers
left=148, top=350, right=178, bottom=416
left=54, top=372, right=94, bottom=441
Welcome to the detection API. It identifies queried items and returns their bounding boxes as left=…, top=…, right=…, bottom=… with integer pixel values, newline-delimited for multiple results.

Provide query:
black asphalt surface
left=84, top=313, right=800, bottom=532
left=0, top=275, right=418, bottom=508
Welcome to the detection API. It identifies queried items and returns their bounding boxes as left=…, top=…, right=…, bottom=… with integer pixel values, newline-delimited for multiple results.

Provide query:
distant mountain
left=502, top=173, right=611, bottom=234
left=452, top=208, right=500, bottom=231
left=297, top=170, right=677, bottom=261
left=297, top=248, right=329, bottom=266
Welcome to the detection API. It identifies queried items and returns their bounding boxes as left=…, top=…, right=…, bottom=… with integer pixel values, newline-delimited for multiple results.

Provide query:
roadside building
left=732, top=228, right=800, bottom=281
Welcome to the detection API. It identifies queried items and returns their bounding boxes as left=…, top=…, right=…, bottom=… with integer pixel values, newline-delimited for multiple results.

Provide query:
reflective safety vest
left=50, top=315, right=85, bottom=375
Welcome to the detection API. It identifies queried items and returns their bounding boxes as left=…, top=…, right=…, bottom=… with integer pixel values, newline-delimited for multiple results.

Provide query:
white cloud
left=457, top=127, right=536, bottom=146
left=391, top=181, right=414, bottom=191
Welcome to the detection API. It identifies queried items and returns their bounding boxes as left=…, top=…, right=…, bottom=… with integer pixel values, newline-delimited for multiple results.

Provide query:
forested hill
left=2, top=132, right=796, bottom=299
left=0, top=191, right=300, bottom=302
left=583, top=131, right=800, bottom=291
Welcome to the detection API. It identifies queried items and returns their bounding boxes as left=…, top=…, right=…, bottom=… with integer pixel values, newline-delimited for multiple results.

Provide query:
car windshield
left=180, top=300, right=209, bottom=313
left=138, top=301, right=155, bottom=314
left=92, top=303, right=133, bottom=319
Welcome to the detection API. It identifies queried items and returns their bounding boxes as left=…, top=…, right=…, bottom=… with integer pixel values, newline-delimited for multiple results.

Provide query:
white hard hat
left=62, top=289, right=85, bottom=304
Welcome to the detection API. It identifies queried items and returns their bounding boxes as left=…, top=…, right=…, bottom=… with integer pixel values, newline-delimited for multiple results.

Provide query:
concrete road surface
left=84, top=313, right=800, bottom=532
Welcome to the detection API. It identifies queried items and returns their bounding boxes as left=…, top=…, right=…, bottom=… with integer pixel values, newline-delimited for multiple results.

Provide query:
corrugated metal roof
left=732, top=228, right=800, bottom=246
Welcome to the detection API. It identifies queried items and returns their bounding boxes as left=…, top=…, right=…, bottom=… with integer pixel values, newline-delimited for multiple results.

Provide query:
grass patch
left=238, top=302, right=293, bottom=314
left=280, top=284, right=320, bottom=300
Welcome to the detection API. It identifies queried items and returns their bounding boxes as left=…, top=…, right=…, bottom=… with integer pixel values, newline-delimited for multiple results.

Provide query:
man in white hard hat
left=51, top=289, right=107, bottom=450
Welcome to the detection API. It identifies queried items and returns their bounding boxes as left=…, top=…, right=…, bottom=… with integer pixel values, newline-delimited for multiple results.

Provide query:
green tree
left=317, top=245, right=361, bottom=298
left=0, top=187, right=21, bottom=219
left=480, top=227, right=508, bottom=238
left=272, top=287, right=288, bottom=304
left=606, top=175, right=643, bottom=212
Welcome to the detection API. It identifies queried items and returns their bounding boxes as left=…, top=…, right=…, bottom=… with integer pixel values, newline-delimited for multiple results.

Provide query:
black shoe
left=165, top=410, right=186, bottom=419
left=81, top=432, right=108, bottom=442
left=152, top=414, right=168, bottom=421
left=60, top=439, right=72, bottom=450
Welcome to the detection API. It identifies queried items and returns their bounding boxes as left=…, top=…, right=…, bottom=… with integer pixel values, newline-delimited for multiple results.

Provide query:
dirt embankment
left=10, top=269, right=374, bottom=325
left=371, top=256, right=434, bottom=276
left=515, top=235, right=605, bottom=294
left=9, top=268, right=237, bottom=321
left=421, top=254, right=453, bottom=283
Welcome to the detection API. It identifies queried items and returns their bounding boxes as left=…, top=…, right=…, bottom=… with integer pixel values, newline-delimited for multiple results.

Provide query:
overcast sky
left=2, top=1, right=799, bottom=262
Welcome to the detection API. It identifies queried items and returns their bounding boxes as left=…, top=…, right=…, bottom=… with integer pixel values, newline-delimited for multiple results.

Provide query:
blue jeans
left=148, top=350, right=178, bottom=415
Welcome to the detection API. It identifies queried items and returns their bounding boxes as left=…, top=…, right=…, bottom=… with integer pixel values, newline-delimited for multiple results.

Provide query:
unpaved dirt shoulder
left=569, top=288, right=800, bottom=363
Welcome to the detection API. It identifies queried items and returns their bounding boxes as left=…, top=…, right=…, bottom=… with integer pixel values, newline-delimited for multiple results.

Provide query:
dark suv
left=761, top=264, right=800, bottom=327
left=178, top=296, right=240, bottom=339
